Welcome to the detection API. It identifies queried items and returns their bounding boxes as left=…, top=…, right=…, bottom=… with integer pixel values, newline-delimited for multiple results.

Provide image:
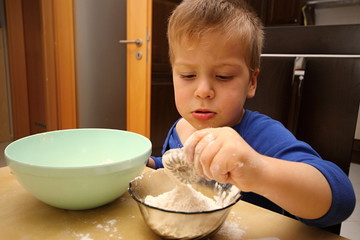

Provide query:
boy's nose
left=194, top=79, right=215, bottom=99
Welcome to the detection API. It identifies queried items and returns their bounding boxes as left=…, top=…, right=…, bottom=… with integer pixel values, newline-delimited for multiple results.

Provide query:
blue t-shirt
left=151, top=110, right=355, bottom=227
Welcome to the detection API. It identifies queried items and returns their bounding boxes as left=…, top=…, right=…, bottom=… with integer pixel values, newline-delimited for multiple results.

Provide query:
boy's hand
left=183, top=127, right=264, bottom=191
left=183, top=127, right=333, bottom=219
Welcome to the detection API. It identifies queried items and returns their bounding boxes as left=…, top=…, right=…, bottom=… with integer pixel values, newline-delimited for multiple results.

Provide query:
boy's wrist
left=146, top=157, right=156, bottom=168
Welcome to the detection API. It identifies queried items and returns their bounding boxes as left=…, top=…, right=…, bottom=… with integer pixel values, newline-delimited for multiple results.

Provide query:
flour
left=217, top=221, right=246, bottom=240
left=96, top=219, right=118, bottom=232
left=73, top=233, right=93, bottom=240
left=144, top=183, right=220, bottom=212
left=143, top=177, right=239, bottom=212
left=142, top=179, right=241, bottom=239
left=136, top=168, right=242, bottom=239
left=73, top=219, right=123, bottom=240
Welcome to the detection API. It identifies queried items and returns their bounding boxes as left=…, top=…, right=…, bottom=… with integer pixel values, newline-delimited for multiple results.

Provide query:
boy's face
left=172, top=31, right=258, bottom=130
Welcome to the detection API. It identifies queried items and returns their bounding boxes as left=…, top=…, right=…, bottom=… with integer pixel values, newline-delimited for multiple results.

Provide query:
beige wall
left=74, top=0, right=127, bottom=129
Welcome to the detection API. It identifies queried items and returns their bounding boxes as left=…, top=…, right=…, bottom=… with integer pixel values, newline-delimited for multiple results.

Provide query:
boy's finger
left=198, top=137, right=220, bottom=179
left=183, top=130, right=208, bottom=162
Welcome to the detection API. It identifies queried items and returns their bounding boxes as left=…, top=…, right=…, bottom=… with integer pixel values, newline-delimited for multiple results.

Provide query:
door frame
left=125, top=0, right=152, bottom=138
left=5, top=0, right=76, bottom=139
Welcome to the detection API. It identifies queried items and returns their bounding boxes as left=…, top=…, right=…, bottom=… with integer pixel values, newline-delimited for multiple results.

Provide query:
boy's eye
left=180, top=74, right=196, bottom=79
left=216, top=75, right=233, bottom=80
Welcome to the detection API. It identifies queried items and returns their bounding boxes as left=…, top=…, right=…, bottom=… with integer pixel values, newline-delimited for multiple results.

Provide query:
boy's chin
left=190, top=120, right=220, bottom=130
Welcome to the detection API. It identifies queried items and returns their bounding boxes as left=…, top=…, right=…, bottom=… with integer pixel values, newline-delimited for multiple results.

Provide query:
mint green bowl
left=5, top=129, right=151, bottom=210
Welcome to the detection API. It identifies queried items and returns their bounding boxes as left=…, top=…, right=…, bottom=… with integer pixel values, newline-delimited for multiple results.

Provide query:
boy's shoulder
left=237, top=110, right=289, bottom=138
left=238, top=110, right=299, bottom=153
left=241, top=110, right=278, bottom=127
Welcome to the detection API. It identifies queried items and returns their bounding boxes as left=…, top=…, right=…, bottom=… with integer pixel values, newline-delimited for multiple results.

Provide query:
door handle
left=118, top=38, right=142, bottom=47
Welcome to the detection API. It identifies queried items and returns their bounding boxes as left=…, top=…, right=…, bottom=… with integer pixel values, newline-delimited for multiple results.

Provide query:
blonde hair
left=167, top=0, right=264, bottom=71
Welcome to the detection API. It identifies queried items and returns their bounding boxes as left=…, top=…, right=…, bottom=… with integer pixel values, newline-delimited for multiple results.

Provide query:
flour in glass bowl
left=143, top=182, right=240, bottom=239
left=144, top=183, right=220, bottom=211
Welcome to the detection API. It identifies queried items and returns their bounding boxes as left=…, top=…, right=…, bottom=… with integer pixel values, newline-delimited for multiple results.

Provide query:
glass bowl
left=129, top=169, right=241, bottom=239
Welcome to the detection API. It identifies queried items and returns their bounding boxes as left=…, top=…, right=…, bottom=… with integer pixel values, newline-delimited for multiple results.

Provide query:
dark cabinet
left=245, top=0, right=306, bottom=26
left=151, top=0, right=180, bottom=155
left=246, top=56, right=360, bottom=175
left=266, top=0, right=305, bottom=25
left=245, top=25, right=360, bottom=176
left=244, top=30, right=360, bottom=234
left=296, top=58, right=360, bottom=174
left=245, top=57, right=295, bottom=125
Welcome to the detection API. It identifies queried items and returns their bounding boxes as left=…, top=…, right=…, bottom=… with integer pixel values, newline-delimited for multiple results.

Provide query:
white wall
left=74, top=0, right=127, bottom=129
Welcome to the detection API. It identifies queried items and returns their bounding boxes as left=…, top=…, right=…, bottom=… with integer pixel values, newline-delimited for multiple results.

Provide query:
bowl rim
left=5, top=128, right=152, bottom=171
left=128, top=181, right=242, bottom=215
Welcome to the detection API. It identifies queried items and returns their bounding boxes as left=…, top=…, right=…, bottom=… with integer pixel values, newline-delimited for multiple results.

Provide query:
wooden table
left=0, top=167, right=348, bottom=240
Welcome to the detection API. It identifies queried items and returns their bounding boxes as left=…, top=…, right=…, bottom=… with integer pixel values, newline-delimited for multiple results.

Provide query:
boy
left=148, top=0, right=355, bottom=228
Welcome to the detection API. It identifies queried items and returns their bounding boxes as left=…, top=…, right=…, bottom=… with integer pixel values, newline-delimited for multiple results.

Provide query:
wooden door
left=4, top=0, right=30, bottom=139
left=5, top=0, right=76, bottom=139
left=125, top=0, right=152, bottom=138
left=0, top=28, right=11, bottom=142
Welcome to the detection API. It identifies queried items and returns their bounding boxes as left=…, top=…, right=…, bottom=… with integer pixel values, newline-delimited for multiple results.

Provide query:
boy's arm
left=183, top=127, right=351, bottom=221
left=146, top=157, right=156, bottom=168
left=147, top=156, right=164, bottom=169
left=246, top=155, right=332, bottom=219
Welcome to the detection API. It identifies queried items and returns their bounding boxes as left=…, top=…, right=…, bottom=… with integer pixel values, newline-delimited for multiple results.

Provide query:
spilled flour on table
left=216, top=221, right=246, bottom=239
left=73, top=233, right=94, bottom=240
left=72, top=219, right=123, bottom=240
left=96, top=219, right=118, bottom=233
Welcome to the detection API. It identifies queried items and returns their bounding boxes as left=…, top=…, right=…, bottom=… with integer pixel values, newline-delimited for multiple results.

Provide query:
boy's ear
left=247, top=69, right=259, bottom=99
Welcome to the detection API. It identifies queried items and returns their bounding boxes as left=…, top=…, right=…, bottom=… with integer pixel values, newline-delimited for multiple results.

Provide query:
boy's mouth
left=191, top=110, right=216, bottom=121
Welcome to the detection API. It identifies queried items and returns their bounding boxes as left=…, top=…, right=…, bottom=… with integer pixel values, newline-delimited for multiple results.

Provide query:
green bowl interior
left=5, top=129, right=152, bottom=170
